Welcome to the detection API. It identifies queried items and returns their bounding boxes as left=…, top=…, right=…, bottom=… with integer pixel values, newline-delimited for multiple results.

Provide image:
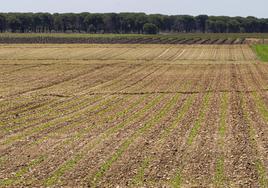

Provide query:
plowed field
left=0, top=44, right=267, bottom=187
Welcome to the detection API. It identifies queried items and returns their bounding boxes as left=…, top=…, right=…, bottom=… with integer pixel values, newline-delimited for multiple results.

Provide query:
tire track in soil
left=0, top=62, right=105, bottom=104
left=0, top=96, right=56, bottom=115
left=0, top=63, right=82, bottom=91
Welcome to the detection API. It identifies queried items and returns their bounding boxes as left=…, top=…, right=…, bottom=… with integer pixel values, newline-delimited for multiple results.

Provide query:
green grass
left=252, top=45, right=268, bottom=62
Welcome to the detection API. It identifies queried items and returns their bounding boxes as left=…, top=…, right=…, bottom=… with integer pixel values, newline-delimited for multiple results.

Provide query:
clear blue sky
left=0, top=0, right=267, bottom=18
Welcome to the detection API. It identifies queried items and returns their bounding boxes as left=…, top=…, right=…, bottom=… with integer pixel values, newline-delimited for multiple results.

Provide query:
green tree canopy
left=143, top=23, right=158, bottom=34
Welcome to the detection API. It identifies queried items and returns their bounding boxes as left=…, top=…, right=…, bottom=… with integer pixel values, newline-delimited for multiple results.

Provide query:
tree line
left=0, top=12, right=268, bottom=34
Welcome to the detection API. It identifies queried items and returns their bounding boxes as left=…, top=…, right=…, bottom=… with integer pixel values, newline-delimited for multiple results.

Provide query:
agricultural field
left=1, top=33, right=268, bottom=44
left=0, top=43, right=268, bottom=187
left=253, top=45, right=268, bottom=62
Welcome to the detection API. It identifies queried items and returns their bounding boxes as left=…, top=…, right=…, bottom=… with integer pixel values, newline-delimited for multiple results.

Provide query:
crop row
left=0, top=36, right=246, bottom=45
left=0, top=45, right=256, bottom=61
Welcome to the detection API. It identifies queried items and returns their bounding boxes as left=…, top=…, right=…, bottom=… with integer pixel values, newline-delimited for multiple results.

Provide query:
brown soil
left=0, top=44, right=267, bottom=188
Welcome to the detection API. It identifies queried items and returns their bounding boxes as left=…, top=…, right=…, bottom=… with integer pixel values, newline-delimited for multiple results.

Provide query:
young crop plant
left=240, top=93, right=268, bottom=188
left=214, top=92, right=229, bottom=187
left=131, top=64, right=212, bottom=187
left=251, top=91, right=268, bottom=122
left=131, top=157, right=151, bottom=186
left=131, top=88, right=196, bottom=187
left=170, top=91, right=214, bottom=188
left=1, top=94, right=103, bottom=135
left=25, top=67, right=173, bottom=186
left=0, top=156, right=45, bottom=186
left=44, top=154, right=83, bottom=187
left=88, top=93, right=181, bottom=187
left=2, top=43, right=268, bottom=187
left=187, top=91, right=212, bottom=145
left=42, top=93, right=167, bottom=186
left=214, top=156, right=225, bottom=187
left=37, top=94, right=145, bottom=148
left=1, top=95, right=111, bottom=146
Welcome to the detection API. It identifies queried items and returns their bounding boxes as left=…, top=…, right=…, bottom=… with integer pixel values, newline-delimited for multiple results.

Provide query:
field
left=0, top=43, right=268, bottom=187
left=253, top=45, right=268, bottom=62
left=1, top=33, right=268, bottom=44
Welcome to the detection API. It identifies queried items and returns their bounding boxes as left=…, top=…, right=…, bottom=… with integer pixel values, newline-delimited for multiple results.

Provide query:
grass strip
left=252, top=45, right=268, bottom=62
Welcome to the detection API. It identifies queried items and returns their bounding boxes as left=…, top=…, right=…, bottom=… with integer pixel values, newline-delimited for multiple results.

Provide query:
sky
left=0, top=0, right=267, bottom=18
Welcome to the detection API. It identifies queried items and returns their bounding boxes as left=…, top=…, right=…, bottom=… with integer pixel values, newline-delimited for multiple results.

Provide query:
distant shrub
left=143, top=23, right=158, bottom=34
